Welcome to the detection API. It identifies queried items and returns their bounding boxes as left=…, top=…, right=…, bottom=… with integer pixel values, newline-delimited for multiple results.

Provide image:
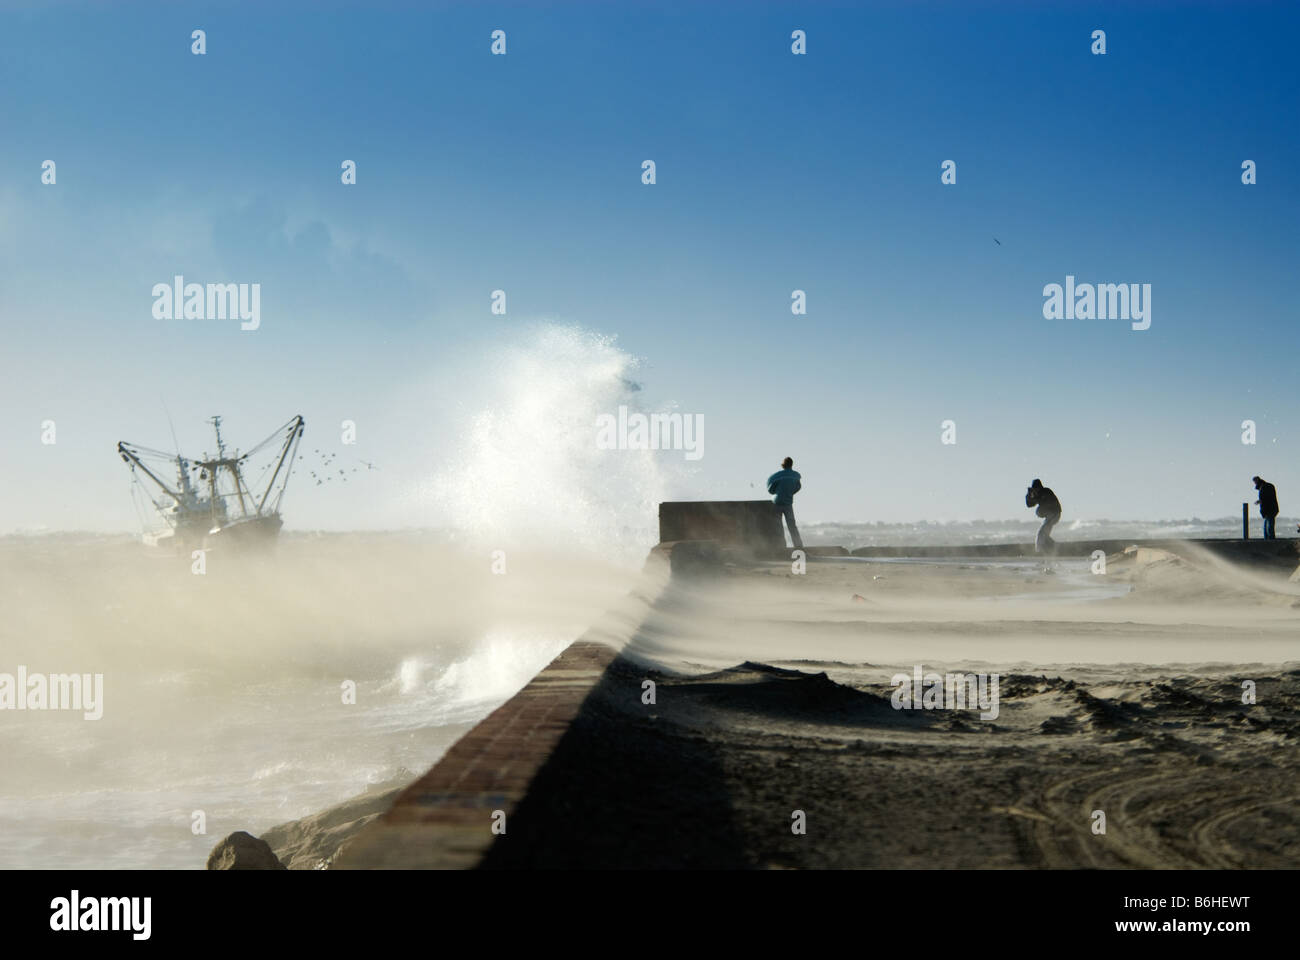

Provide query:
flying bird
left=993, top=238, right=1002, bottom=246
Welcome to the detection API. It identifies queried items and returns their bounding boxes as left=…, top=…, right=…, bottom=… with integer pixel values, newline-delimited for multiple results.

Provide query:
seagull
left=357, top=460, right=379, bottom=471
left=993, top=238, right=1002, bottom=246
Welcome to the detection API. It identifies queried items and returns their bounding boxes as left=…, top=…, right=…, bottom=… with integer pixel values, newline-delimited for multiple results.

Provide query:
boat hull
left=142, top=514, right=283, bottom=551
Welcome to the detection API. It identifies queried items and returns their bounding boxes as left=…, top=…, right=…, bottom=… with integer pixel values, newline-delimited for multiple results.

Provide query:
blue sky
left=1, top=1, right=1297, bottom=532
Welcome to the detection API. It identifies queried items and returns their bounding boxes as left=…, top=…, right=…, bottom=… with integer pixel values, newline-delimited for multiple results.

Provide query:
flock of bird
left=301, top=448, right=379, bottom=486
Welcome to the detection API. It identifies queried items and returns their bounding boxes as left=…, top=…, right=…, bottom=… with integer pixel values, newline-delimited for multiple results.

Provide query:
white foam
left=412, top=323, right=677, bottom=564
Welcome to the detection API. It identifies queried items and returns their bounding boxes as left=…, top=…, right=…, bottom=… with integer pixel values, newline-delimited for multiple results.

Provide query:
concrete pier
left=658, top=500, right=785, bottom=552
left=843, top=538, right=1299, bottom=569
left=335, top=641, right=619, bottom=869
left=328, top=525, right=1300, bottom=869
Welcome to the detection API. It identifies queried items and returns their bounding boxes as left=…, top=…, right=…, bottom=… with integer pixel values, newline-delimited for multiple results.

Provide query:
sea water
left=0, top=326, right=667, bottom=869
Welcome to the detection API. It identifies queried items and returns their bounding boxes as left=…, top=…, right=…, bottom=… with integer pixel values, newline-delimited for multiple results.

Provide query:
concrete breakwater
left=207, top=544, right=675, bottom=870
left=807, top=538, right=1300, bottom=568
left=327, top=534, right=1300, bottom=869
left=206, top=509, right=1300, bottom=868
left=659, top=500, right=1299, bottom=570
left=333, top=640, right=622, bottom=869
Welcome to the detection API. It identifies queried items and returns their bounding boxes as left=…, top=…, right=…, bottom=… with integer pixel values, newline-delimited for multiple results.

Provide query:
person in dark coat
left=1253, top=476, right=1279, bottom=540
left=1025, top=478, right=1062, bottom=553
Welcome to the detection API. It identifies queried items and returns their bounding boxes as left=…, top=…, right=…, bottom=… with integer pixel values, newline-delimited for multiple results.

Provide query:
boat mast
left=207, top=415, right=252, bottom=520
left=209, top=415, right=227, bottom=459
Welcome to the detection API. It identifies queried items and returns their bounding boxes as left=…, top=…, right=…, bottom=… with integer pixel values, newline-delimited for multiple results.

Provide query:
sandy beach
left=328, top=542, right=1300, bottom=869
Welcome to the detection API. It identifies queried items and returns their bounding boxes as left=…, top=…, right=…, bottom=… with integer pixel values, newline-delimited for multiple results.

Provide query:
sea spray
left=416, top=323, right=687, bottom=564
left=0, top=534, right=642, bottom=868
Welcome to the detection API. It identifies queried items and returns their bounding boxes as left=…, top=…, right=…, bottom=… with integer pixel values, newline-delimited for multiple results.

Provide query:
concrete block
left=658, top=501, right=785, bottom=552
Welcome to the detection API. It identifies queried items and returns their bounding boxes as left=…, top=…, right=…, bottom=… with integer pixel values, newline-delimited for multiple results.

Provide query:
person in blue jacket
left=767, top=457, right=803, bottom=549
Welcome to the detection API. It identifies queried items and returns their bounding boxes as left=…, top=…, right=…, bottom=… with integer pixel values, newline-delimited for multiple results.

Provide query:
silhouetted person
left=767, top=457, right=803, bottom=549
left=1025, top=478, right=1061, bottom=553
left=1253, top=476, right=1279, bottom=540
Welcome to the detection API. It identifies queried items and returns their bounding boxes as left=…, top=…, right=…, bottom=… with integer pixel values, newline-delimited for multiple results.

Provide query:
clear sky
left=1, top=0, right=1297, bottom=533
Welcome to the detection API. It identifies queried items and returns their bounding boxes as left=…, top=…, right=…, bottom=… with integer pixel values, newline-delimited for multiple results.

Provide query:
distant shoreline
left=7, top=518, right=1297, bottom=546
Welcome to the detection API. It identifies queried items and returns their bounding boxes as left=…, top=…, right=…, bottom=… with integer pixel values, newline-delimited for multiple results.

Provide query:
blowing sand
left=475, top=545, right=1300, bottom=869
left=0, top=532, right=646, bottom=869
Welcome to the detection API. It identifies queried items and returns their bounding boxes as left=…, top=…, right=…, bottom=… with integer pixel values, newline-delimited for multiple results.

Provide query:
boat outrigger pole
left=257, top=415, right=305, bottom=514
left=117, top=442, right=183, bottom=504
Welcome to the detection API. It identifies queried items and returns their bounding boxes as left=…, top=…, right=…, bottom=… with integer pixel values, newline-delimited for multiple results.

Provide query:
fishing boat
left=118, top=415, right=305, bottom=549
